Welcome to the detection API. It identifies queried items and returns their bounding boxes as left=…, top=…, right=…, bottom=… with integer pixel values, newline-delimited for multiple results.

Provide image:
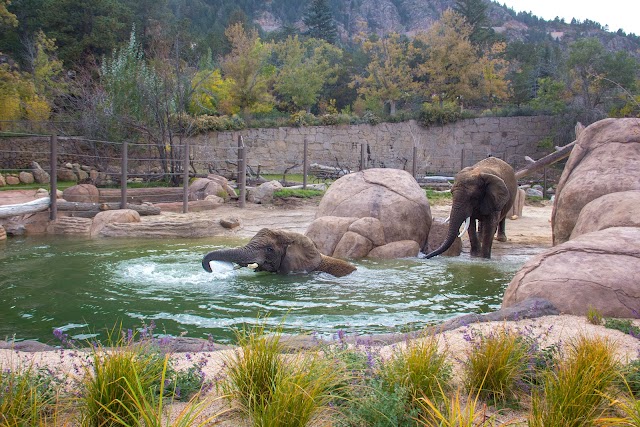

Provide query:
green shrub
left=418, top=102, right=462, bottom=127
left=289, top=110, right=317, bottom=127
left=462, top=327, right=530, bottom=405
left=604, top=318, right=640, bottom=337
left=529, top=335, right=619, bottom=427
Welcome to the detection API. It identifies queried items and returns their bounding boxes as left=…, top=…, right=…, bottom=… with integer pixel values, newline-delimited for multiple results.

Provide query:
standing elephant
left=425, top=157, right=517, bottom=259
left=202, top=228, right=357, bottom=277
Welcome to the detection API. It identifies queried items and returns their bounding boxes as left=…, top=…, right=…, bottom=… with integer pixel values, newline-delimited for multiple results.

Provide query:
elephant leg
left=496, top=217, right=507, bottom=242
left=468, top=219, right=481, bottom=257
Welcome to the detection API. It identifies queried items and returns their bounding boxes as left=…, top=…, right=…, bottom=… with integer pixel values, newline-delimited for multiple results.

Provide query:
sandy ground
left=2, top=191, right=640, bottom=424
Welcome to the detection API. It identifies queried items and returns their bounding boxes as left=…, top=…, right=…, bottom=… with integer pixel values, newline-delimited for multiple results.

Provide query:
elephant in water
left=425, top=157, right=517, bottom=259
left=202, top=228, right=357, bottom=277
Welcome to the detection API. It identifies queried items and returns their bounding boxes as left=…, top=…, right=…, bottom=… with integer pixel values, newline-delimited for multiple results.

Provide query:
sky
left=497, top=0, right=640, bottom=35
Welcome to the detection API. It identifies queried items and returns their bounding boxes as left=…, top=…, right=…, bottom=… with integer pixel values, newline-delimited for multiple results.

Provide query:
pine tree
left=303, top=0, right=337, bottom=45
left=454, top=0, right=495, bottom=47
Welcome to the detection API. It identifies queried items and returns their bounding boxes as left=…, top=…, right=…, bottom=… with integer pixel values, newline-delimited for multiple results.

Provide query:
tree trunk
left=0, top=197, right=50, bottom=219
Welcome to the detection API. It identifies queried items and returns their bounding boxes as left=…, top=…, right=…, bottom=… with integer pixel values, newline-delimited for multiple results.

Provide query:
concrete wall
left=190, top=116, right=557, bottom=177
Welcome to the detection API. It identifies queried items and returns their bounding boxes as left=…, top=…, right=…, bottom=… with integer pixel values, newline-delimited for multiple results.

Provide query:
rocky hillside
left=253, top=0, right=639, bottom=56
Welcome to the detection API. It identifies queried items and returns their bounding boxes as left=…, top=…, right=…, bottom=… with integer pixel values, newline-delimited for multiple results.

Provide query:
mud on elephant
left=202, top=228, right=357, bottom=277
left=425, top=157, right=517, bottom=259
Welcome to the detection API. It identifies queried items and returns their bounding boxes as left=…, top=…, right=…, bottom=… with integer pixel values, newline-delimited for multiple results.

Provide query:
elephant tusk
left=443, top=216, right=450, bottom=224
left=458, top=217, right=471, bottom=238
left=247, top=263, right=259, bottom=270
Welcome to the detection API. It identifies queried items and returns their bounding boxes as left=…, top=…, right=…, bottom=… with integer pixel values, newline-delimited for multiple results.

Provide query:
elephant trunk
left=425, top=206, right=469, bottom=259
left=202, top=248, right=255, bottom=272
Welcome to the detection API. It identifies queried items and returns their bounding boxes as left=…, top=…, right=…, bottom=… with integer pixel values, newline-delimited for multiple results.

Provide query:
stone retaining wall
left=190, top=116, right=558, bottom=177
left=1, top=116, right=559, bottom=178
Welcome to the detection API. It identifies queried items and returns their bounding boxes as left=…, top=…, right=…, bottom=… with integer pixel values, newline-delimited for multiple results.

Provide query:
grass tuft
left=222, top=322, right=343, bottom=426
left=587, top=306, right=603, bottom=325
left=380, top=335, right=452, bottom=404
left=529, top=335, right=619, bottom=427
left=462, top=327, right=530, bottom=405
left=80, top=327, right=166, bottom=427
left=0, top=363, right=61, bottom=426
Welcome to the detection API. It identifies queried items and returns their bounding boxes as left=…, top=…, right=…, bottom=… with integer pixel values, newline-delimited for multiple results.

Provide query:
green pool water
left=0, top=235, right=534, bottom=346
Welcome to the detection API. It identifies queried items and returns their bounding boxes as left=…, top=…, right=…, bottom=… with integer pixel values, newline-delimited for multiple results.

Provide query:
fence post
left=238, top=135, right=246, bottom=208
left=120, top=140, right=128, bottom=209
left=303, top=137, right=308, bottom=189
left=49, top=134, right=57, bottom=220
left=183, top=139, right=189, bottom=213
left=460, top=148, right=465, bottom=170
left=360, top=143, right=366, bottom=171
left=412, top=146, right=417, bottom=178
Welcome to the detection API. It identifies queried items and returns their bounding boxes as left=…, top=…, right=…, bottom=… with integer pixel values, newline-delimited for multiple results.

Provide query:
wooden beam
left=515, top=141, right=576, bottom=179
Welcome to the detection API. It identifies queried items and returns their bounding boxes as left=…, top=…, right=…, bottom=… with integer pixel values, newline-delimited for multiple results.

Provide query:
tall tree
left=39, top=0, right=134, bottom=66
left=412, top=10, right=479, bottom=107
left=303, top=0, right=338, bottom=45
left=221, top=22, right=274, bottom=114
left=272, top=35, right=342, bottom=112
left=454, top=0, right=495, bottom=47
left=476, top=41, right=510, bottom=107
left=567, top=38, right=638, bottom=118
left=351, top=33, right=417, bottom=116
left=0, top=0, right=17, bottom=28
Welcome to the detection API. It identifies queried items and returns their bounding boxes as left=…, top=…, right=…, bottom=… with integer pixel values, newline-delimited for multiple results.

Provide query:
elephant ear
left=278, top=231, right=323, bottom=274
left=479, top=173, right=510, bottom=214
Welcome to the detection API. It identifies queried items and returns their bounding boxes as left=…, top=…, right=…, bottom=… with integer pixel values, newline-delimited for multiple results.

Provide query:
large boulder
left=0, top=174, right=5, bottom=186
left=31, top=162, right=50, bottom=184
left=5, top=175, right=19, bottom=185
left=19, top=171, right=34, bottom=184
left=570, top=191, right=640, bottom=239
left=90, top=209, right=141, bottom=237
left=502, top=227, right=640, bottom=317
left=57, top=167, right=77, bottom=182
left=552, top=118, right=640, bottom=244
left=63, top=184, right=100, bottom=203
left=248, top=180, right=283, bottom=204
left=188, top=175, right=235, bottom=201
left=306, top=168, right=432, bottom=259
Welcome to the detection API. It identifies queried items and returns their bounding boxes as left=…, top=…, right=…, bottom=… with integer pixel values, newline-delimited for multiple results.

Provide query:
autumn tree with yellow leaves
left=351, top=32, right=419, bottom=116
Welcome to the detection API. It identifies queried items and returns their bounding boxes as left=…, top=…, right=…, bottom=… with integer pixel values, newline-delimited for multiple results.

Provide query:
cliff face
left=254, top=0, right=640, bottom=58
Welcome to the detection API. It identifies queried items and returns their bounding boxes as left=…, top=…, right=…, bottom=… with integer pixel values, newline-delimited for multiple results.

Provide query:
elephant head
left=202, top=228, right=356, bottom=277
left=425, top=157, right=517, bottom=259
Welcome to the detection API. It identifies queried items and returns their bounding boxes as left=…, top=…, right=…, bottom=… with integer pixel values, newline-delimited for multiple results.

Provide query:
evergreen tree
left=303, top=0, right=337, bottom=45
left=454, top=0, right=495, bottom=48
